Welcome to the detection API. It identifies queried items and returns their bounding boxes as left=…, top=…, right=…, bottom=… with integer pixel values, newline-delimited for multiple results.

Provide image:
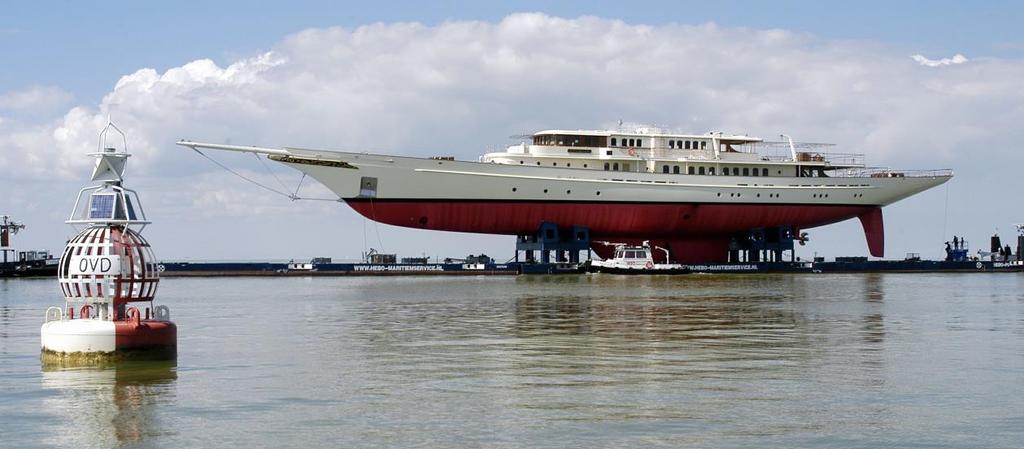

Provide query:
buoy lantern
left=41, top=122, right=176, bottom=364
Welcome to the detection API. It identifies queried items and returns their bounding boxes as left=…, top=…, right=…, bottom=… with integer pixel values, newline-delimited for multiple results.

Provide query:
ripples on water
left=2, top=273, right=1023, bottom=448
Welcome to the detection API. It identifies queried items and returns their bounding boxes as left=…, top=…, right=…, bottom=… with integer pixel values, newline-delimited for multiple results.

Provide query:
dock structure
left=727, top=225, right=801, bottom=263
left=514, top=222, right=591, bottom=264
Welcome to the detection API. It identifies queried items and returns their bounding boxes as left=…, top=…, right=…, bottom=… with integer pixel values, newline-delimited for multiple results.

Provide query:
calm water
left=2, top=273, right=1023, bottom=448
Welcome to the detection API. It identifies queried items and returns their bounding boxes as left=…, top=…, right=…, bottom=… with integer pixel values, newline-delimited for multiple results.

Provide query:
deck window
left=762, top=168, right=769, bottom=177
left=628, top=139, right=635, bottom=147
left=688, top=166, right=695, bottom=175
left=684, top=141, right=691, bottom=150
left=709, top=167, right=716, bottom=175
left=611, top=137, right=617, bottom=146
left=751, top=168, right=759, bottom=176
left=701, top=141, right=707, bottom=149
left=662, top=165, right=669, bottom=174
left=733, top=167, right=740, bottom=175
left=673, top=166, right=680, bottom=174
left=743, top=168, right=750, bottom=176
left=669, top=140, right=675, bottom=149
left=613, top=163, right=619, bottom=171
left=699, top=166, right=706, bottom=175
left=604, top=162, right=610, bottom=171
left=636, top=139, right=642, bottom=147
left=533, top=134, right=608, bottom=147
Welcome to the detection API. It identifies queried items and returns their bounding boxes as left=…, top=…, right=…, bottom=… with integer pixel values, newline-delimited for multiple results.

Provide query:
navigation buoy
left=41, top=122, right=176, bottom=364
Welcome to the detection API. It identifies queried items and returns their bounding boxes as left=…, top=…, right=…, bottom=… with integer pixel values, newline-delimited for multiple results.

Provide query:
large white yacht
left=178, top=126, right=951, bottom=262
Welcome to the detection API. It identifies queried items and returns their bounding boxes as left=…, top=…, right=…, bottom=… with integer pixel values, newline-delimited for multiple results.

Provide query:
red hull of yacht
left=345, top=199, right=883, bottom=262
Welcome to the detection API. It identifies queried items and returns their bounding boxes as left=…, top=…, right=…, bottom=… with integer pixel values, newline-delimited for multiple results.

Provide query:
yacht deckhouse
left=483, top=129, right=863, bottom=179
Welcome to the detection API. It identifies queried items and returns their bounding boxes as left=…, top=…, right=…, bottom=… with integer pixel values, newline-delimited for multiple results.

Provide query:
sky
left=2, top=1, right=1023, bottom=262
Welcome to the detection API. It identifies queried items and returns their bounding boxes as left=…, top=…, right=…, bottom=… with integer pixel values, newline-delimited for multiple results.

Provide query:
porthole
left=717, top=193, right=721, bottom=197
left=757, top=193, right=761, bottom=198
left=543, top=189, right=548, bottom=193
left=512, top=187, right=517, bottom=192
left=583, top=164, right=588, bottom=168
left=566, top=163, right=571, bottom=167
left=536, top=162, right=540, bottom=165
left=519, top=161, right=524, bottom=164
left=596, top=191, right=601, bottom=196
left=553, top=162, right=557, bottom=166
left=566, top=190, right=571, bottom=194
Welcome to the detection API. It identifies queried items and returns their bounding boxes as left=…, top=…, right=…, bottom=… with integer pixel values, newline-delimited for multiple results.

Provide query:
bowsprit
left=40, top=121, right=176, bottom=365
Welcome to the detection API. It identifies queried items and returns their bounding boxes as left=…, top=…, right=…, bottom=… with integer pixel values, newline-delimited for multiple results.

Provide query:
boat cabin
left=613, top=246, right=653, bottom=262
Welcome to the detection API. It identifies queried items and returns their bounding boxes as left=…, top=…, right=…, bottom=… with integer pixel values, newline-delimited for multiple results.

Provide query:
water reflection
left=0, top=304, right=10, bottom=343
left=337, top=274, right=898, bottom=439
left=350, top=274, right=887, bottom=388
left=41, top=361, right=177, bottom=447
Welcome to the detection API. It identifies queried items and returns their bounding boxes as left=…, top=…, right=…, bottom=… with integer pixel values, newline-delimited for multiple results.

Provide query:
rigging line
left=252, top=152, right=291, bottom=193
left=192, top=148, right=342, bottom=202
left=369, top=197, right=384, bottom=252
left=293, top=173, right=307, bottom=198
left=941, top=181, right=950, bottom=243
left=191, top=148, right=292, bottom=199
left=364, top=214, right=372, bottom=256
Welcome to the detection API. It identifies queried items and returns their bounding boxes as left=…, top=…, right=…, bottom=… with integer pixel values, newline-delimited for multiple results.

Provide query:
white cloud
left=911, top=53, right=968, bottom=67
left=3, top=13, right=1023, bottom=260
left=5, top=16, right=1019, bottom=179
left=0, top=85, right=73, bottom=115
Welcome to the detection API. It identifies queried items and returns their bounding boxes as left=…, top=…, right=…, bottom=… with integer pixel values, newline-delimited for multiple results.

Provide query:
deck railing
left=825, top=168, right=954, bottom=178
left=516, top=143, right=866, bottom=167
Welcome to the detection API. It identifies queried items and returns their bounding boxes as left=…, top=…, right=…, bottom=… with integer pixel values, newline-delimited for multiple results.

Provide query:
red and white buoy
left=41, top=122, right=176, bottom=364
